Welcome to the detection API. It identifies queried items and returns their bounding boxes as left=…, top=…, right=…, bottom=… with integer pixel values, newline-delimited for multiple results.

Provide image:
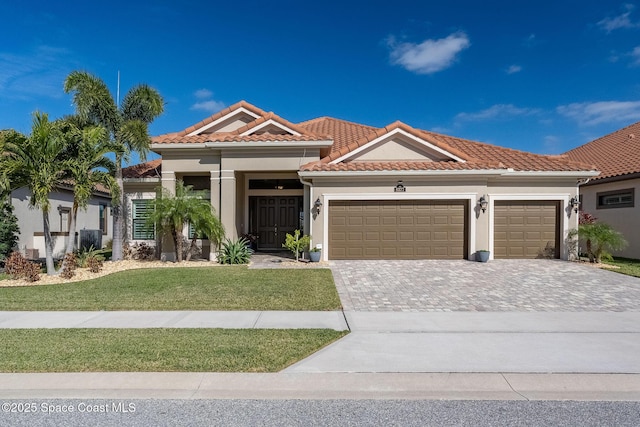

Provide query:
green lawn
left=0, top=266, right=341, bottom=311
left=0, top=328, right=347, bottom=372
left=0, top=273, right=7, bottom=281
left=608, top=257, right=640, bottom=278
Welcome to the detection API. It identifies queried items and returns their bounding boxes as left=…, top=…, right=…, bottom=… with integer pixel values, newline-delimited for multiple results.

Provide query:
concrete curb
left=0, top=311, right=349, bottom=331
left=0, top=373, right=639, bottom=401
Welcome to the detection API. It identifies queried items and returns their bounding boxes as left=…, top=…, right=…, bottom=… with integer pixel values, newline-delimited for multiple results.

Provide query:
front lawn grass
left=608, top=257, right=640, bottom=278
left=0, top=266, right=341, bottom=311
left=0, top=328, right=347, bottom=372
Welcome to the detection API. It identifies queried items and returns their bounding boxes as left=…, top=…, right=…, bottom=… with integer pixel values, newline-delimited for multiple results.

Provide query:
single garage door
left=328, top=200, right=467, bottom=260
left=494, top=200, right=560, bottom=259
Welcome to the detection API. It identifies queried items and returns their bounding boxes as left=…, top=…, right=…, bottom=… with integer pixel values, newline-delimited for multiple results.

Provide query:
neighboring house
left=564, top=121, right=640, bottom=260
left=123, top=101, right=597, bottom=262
left=10, top=184, right=112, bottom=259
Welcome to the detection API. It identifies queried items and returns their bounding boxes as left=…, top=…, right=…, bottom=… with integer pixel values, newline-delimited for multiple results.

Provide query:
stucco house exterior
left=123, top=101, right=597, bottom=262
left=565, top=121, right=640, bottom=260
left=10, top=184, right=112, bottom=259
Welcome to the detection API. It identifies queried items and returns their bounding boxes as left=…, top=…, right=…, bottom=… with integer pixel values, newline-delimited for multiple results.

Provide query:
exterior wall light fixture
left=570, top=196, right=580, bottom=213
left=478, top=196, right=488, bottom=213
left=314, top=198, right=323, bottom=209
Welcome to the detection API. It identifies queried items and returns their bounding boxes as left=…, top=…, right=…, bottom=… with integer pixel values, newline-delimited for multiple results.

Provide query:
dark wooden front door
left=253, top=196, right=302, bottom=250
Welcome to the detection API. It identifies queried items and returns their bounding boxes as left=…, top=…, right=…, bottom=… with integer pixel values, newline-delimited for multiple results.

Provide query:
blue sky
left=2, top=0, right=640, bottom=164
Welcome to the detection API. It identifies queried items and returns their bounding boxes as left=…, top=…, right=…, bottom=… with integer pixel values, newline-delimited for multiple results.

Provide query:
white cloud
left=506, top=64, right=522, bottom=74
left=0, top=46, right=74, bottom=100
left=557, top=100, right=640, bottom=125
left=598, top=4, right=638, bottom=32
left=190, top=89, right=225, bottom=113
left=455, top=104, right=540, bottom=122
left=191, top=100, right=226, bottom=113
left=194, top=88, right=213, bottom=99
left=388, top=32, right=470, bottom=74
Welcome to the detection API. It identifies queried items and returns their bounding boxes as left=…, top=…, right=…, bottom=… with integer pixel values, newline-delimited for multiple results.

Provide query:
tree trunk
left=42, top=210, right=56, bottom=275
left=61, top=203, right=79, bottom=272
left=111, top=156, right=124, bottom=261
left=185, top=237, right=197, bottom=262
left=586, top=239, right=594, bottom=263
left=175, top=229, right=184, bottom=262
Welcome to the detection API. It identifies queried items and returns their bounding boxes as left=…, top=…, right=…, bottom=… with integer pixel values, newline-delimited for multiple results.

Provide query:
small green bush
left=218, top=238, right=252, bottom=265
left=283, top=230, right=310, bottom=262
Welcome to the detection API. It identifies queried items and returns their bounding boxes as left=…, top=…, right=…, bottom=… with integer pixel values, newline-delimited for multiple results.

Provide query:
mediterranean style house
left=565, top=121, right=640, bottom=260
left=123, top=101, right=598, bottom=262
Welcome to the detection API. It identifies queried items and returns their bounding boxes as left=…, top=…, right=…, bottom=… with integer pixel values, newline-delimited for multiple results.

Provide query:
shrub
left=218, top=238, right=252, bottom=265
left=86, top=256, right=103, bottom=273
left=60, top=253, right=78, bottom=279
left=124, top=242, right=156, bottom=261
left=283, top=230, right=310, bottom=262
left=0, top=199, right=19, bottom=268
left=74, top=246, right=105, bottom=268
left=5, top=251, right=40, bottom=282
left=569, top=221, right=628, bottom=263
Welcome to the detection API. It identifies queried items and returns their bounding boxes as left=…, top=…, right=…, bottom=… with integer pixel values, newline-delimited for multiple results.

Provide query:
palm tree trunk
left=61, top=203, right=78, bottom=271
left=42, top=210, right=56, bottom=275
left=185, top=238, right=197, bottom=262
left=111, top=156, right=124, bottom=261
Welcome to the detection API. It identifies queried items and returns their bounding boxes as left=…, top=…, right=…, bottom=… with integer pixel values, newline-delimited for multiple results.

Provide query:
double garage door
left=329, top=200, right=467, bottom=260
left=328, top=199, right=560, bottom=260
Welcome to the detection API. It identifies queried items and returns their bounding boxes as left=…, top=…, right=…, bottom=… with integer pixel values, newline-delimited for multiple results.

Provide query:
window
left=99, top=204, right=108, bottom=235
left=58, top=206, right=71, bottom=233
left=597, top=188, right=634, bottom=209
left=132, top=200, right=155, bottom=240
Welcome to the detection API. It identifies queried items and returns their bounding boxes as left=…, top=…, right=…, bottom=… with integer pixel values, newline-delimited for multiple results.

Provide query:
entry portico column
left=220, top=169, right=237, bottom=240
left=160, top=170, right=176, bottom=261
left=210, top=170, right=221, bottom=261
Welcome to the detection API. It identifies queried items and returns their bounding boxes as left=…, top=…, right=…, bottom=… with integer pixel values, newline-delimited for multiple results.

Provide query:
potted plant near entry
left=309, top=246, right=322, bottom=262
left=476, top=250, right=490, bottom=263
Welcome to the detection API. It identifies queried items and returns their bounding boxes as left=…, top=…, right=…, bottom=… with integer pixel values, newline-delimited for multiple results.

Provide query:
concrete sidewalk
left=1, top=372, right=639, bottom=401
left=0, top=311, right=348, bottom=331
left=285, top=312, right=640, bottom=374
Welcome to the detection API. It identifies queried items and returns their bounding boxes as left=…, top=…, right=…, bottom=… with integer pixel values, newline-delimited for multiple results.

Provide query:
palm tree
left=58, top=117, right=120, bottom=257
left=147, top=181, right=224, bottom=262
left=571, top=222, right=628, bottom=263
left=3, top=112, right=68, bottom=275
left=64, top=71, right=164, bottom=261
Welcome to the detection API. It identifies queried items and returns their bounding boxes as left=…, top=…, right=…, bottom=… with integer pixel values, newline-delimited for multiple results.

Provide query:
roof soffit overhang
left=329, top=128, right=467, bottom=164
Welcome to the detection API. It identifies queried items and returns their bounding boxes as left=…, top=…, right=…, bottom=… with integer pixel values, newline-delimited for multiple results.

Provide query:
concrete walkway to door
left=330, top=259, right=640, bottom=312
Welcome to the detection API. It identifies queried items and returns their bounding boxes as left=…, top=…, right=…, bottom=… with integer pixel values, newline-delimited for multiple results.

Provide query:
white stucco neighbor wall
left=579, top=177, right=640, bottom=260
left=10, top=187, right=112, bottom=259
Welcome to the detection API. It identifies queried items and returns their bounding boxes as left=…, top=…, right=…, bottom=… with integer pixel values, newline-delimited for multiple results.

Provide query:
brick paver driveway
left=329, top=259, right=640, bottom=312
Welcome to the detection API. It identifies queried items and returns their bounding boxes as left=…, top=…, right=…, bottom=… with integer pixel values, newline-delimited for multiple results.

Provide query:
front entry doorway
left=249, top=196, right=303, bottom=250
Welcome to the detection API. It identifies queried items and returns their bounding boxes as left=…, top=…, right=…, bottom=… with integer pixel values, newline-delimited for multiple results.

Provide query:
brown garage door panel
left=329, top=200, right=468, bottom=260
left=494, top=201, right=560, bottom=259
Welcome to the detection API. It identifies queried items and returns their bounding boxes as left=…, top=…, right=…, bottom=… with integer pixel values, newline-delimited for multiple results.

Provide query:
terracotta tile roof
left=564, top=121, right=640, bottom=181
left=153, top=101, right=328, bottom=144
left=123, top=159, right=162, bottom=179
left=299, top=117, right=593, bottom=173
left=149, top=101, right=595, bottom=174
left=59, top=179, right=111, bottom=197
left=175, top=100, right=269, bottom=137
left=300, top=160, right=502, bottom=172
